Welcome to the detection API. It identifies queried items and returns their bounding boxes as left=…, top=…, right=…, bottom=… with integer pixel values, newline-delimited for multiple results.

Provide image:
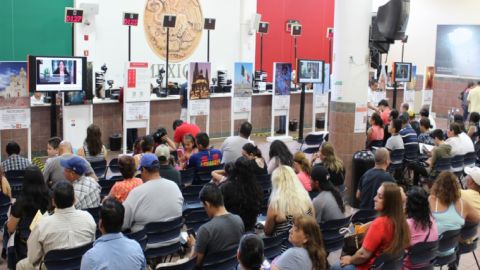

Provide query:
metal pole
left=207, top=30, right=210, bottom=62
left=298, top=83, right=306, bottom=141
left=166, top=27, right=169, bottom=89
left=260, top=34, right=264, bottom=72
left=393, top=82, right=398, bottom=109
left=128, top=26, right=131, bottom=61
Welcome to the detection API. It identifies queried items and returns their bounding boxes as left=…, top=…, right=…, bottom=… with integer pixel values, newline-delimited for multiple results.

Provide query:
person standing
left=467, top=81, right=480, bottom=114
left=460, top=82, right=475, bottom=121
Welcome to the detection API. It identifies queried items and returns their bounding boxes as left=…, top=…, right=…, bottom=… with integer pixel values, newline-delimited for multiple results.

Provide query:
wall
left=0, top=0, right=73, bottom=60
left=256, top=0, right=335, bottom=81
left=75, top=0, right=257, bottom=87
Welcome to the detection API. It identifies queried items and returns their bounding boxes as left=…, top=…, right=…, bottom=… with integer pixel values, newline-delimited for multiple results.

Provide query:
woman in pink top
left=293, top=152, right=312, bottom=191
left=404, top=186, right=438, bottom=269
left=367, top=112, right=385, bottom=148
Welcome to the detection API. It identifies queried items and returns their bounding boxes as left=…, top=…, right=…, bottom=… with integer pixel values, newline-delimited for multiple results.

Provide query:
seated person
left=80, top=198, right=146, bottom=270
left=445, top=123, right=467, bottom=157
left=366, top=113, right=384, bottom=148
left=1, top=141, right=31, bottom=173
left=242, top=143, right=268, bottom=175
left=417, top=118, right=434, bottom=145
left=43, top=141, right=96, bottom=187
left=173, top=119, right=201, bottom=145
left=16, top=181, right=96, bottom=270
left=77, top=124, right=108, bottom=163
left=385, top=119, right=404, bottom=152
left=46, top=137, right=62, bottom=163
left=310, top=165, right=345, bottom=223
left=293, top=152, right=312, bottom=191
left=417, top=129, right=452, bottom=178
left=188, top=133, right=222, bottom=170
left=333, top=183, right=410, bottom=270
left=356, top=148, right=394, bottom=209
left=409, top=111, right=421, bottom=136
left=152, top=127, right=176, bottom=152
left=220, top=121, right=252, bottom=164
left=155, top=144, right=181, bottom=186
left=271, top=216, right=328, bottom=270
left=108, top=155, right=143, bottom=203
left=61, top=156, right=101, bottom=210
left=133, top=135, right=155, bottom=169
left=237, top=234, right=265, bottom=270
left=178, top=134, right=198, bottom=169
left=187, top=183, right=244, bottom=268
left=122, top=154, right=183, bottom=233
left=399, top=114, right=419, bottom=149
left=462, top=167, right=480, bottom=212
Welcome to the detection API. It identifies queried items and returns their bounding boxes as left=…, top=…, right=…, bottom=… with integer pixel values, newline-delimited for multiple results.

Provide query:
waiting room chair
left=432, top=229, right=462, bottom=269
left=183, top=203, right=210, bottom=231
left=202, top=247, right=238, bottom=270
left=299, top=132, right=327, bottom=154
left=144, top=217, right=183, bottom=260
left=5, top=170, right=25, bottom=198
left=404, top=144, right=420, bottom=162
left=370, top=251, right=404, bottom=270
left=155, top=256, right=196, bottom=270
left=432, top=157, right=452, bottom=175
left=458, top=222, right=480, bottom=269
left=0, top=195, right=11, bottom=227
left=450, top=155, right=464, bottom=175
left=89, top=160, right=107, bottom=180
left=181, top=185, right=203, bottom=204
left=389, top=149, right=405, bottom=178
left=180, top=168, right=195, bottom=186
left=464, top=152, right=476, bottom=168
left=320, top=216, right=351, bottom=254
left=43, top=242, right=93, bottom=270
left=262, top=232, right=288, bottom=261
left=351, top=209, right=377, bottom=224
left=98, top=178, right=122, bottom=198
left=107, top=158, right=120, bottom=174
left=193, top=164, right=223, bottom=185
left=125, top=229, right=148, bottom=251
left=406, top=240, right=439, bottom=270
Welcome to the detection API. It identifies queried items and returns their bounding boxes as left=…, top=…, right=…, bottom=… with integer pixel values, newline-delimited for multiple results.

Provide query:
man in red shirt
left=173, top=120, right=201, bottom=144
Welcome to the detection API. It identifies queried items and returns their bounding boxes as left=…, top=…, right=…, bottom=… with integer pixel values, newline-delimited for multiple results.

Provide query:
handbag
left=342, top=222, right=371, bottom=256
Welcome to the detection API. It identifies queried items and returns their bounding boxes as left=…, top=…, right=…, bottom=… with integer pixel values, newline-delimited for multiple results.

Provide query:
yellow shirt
left=467, top=86, right=480, bottom=113
left=461, top=189, right=480, bottom=212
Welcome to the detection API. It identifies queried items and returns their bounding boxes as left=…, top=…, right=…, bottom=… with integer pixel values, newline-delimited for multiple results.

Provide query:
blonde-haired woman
left=293, top=152, right=312, bottom=191
left=264, top=166, right=314, bottom=249
left=312, top=142, right=345, bottom=189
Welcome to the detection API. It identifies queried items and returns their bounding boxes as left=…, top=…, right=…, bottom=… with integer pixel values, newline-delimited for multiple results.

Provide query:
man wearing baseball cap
left=155, top=144, right=180, bottom=186
left=463, top=167, right=480, bottom=212
left=122, top=153, right=183, bottom=234
left=61, top=156, right=101, bottom=210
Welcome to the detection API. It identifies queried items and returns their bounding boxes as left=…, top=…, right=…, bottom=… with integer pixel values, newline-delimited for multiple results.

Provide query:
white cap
left=464, top=167, right=480, bottom=186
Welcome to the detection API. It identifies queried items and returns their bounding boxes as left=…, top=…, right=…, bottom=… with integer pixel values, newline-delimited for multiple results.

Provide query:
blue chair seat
left=43, top=242, right=93, bottom=270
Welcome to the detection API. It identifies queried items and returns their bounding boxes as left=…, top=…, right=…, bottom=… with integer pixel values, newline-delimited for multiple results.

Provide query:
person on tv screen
left=53, top=61, right=71, bottom=84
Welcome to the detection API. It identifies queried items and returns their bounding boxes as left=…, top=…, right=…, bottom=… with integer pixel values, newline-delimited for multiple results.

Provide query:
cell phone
left=187, top=228, right=196, bottom=238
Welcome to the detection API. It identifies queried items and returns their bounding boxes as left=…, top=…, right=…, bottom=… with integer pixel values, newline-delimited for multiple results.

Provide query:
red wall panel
left=256, top=0, right=335, bottom=82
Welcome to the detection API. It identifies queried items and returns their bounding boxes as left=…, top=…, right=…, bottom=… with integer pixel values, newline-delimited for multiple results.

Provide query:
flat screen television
left=297, top=59, right=324, bottom=84
left=28, top=56, right=86, bottom=91
left=393, top=62, right=412, bottom=83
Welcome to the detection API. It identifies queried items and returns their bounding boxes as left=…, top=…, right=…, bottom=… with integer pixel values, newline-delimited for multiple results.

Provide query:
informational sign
left=123, top=12, right=139, bottom=26
left=423, top=90, right=433, bottom=103
left=233, top=97, right=251, bottom=113
left=125, top=101, right=150, bottom=121
left=323, top=64, right=330, bottom=91
left=65, top=8, right=84, bottom=23
left=354, top=103, right=367, bottom=133
left=0, top=109, right=31, bottom=130
left=189, top=99, right=210, bottom=116
left=233, top=62, right=253, bottom=113
left=275, top=96, right=290, bottom=111
left=332, top=81, right=343, bottom=101
left=124, top=62, right=150, bottom=102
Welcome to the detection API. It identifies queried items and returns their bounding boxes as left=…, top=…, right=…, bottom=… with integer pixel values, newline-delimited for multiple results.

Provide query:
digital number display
left=123, top=13, right=139, bottom=26
left=65, top=8, right=83, bottom=23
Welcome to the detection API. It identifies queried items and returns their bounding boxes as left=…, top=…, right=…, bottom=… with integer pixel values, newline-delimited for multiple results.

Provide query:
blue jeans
left=330, top=264, right=356, bottom=270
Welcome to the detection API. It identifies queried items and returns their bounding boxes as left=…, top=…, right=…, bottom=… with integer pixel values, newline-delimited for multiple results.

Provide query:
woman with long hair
left=242, top=143, right=267, bottom=175
left=220, top=157, right=263, bottom=231
left=264, top=166, right=314, bottom=239
left=310, top=165, right=345, bottom=223
left=293, top=152, right=312, bottom=191
left=467, top=111, right=480, bottom=143
left=334, top=182, right=410, bottom=270
left=312, top=142, right=345, bottom=189
left=6, top=166, right=50, bottom=265
left=268, top=140, right=293, bottom=174
left=271, top=215, right=328, bottom=270
left=404, top=186, right=438, bottom=269
left=366, top=112, right=384, bottom=147
left=77, top=124, right=107, bottom=162
left=430, top=171, right=479, bottom=237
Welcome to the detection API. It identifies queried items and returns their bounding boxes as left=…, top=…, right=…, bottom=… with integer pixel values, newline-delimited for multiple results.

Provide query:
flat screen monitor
left=297, top=59, right=324, bottom=83
left=393, top=62, right=412, bottom=82
left=28, top=56, right=86, bottom=91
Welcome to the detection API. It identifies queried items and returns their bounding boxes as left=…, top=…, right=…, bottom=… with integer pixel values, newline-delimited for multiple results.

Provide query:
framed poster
left=273, top=63, right=291, bottom=95
left=189, top=62, right=211, bottom=100
left=0, top=62, right=30, bottom=109
left=393, top=62, right=412, bottom=83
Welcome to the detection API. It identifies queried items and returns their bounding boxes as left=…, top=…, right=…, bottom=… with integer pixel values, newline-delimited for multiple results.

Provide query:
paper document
left=419, top=143, right=434, bottom=154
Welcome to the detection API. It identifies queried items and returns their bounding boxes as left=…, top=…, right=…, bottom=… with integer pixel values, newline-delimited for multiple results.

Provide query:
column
left=330, top=0, right=372, bottom=202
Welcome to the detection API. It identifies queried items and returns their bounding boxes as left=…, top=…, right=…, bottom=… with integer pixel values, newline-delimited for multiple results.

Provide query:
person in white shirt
left=445, top=123, right=466, bottom=157
left=16, top=181, right=96, bottom=270
left=220, top=121, right=252, bottom=164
